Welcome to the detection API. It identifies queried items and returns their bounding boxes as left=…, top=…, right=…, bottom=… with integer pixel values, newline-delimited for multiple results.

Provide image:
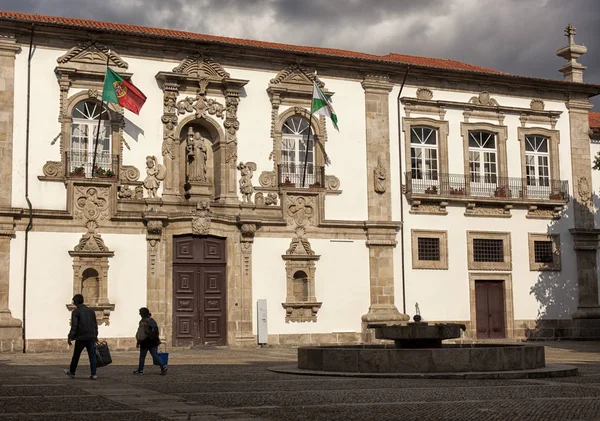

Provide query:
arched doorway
left=172, top=234, right=227, bottom=346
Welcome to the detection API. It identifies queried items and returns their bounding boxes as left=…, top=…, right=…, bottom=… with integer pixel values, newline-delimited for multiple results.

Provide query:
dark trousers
left=69, top=339, right=97, bottom=376
left=138, top=345, right=164, bottom=371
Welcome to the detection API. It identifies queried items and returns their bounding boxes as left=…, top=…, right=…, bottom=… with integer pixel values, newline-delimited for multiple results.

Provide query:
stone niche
left=281, top=228, right=322, bottom=322
left=66, top=237, right=115, bottom=325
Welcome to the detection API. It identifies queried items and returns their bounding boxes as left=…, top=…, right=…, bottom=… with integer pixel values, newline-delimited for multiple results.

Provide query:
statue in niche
left=185, top=127, right=208, bottom=182
left=143, top=156, right=166, bottom=198
left=374, top=155, right=387, bottom=194
left=237, top=161, right=256, bottom=204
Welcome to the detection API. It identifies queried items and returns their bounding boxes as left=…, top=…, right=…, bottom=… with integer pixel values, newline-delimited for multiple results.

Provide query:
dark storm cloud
left=2, top=0, right=600, bottom=106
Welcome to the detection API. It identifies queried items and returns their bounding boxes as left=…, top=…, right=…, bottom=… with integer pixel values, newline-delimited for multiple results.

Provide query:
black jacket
left=68, top=304, right=98, bottom=341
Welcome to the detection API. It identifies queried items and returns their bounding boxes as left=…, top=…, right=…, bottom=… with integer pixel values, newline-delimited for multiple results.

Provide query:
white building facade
left=0, top=12, right=599, bottom=352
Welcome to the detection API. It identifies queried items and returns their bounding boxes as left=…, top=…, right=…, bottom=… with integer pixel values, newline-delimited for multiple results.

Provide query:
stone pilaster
left=160, top=82, right=179, bottom=201
left=144, top=212, right=169, bottom=340
left=0, top=36, right=22, bottom=352
left=567, top=95, right=600, bottom=320
left=359, top=73, right=408, bottom=331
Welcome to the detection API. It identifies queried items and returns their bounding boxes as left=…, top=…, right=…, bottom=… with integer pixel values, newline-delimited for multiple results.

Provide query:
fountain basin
left=298, top=344, right=545, bottom=373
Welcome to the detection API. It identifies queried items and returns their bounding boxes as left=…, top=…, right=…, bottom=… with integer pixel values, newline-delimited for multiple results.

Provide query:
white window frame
left=410, top=126, right=439, bottom=182
left=281, top=115, right=315, bottom=186
left=70, top=100, right=112, bottom=177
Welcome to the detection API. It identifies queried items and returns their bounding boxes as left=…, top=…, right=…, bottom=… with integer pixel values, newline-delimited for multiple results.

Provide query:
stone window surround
left=411, top=229, right=448, bottom=270
left=402, top=117, right=449, bottom=179
left=528, top=233, right=561, bottom=271
left=517, top=127, right=561, bottom=186
left=467, top=231, right=512, bottom=271
left=468, top=272, right=514, bottom=339
left=460, top=122, right=508, bottom=182
left=274, top=107, right=327, bottom=169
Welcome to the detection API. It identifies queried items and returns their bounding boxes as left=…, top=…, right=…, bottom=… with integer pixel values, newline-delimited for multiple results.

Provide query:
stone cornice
left=402, top=97, right=563, bottom=118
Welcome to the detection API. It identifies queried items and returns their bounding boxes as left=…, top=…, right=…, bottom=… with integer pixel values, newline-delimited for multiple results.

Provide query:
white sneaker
left=63, top=369, right=75, bottom=378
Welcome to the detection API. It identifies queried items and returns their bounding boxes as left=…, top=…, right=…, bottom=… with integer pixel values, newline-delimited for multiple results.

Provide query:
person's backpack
left=146, top=320, right=160, bottom=345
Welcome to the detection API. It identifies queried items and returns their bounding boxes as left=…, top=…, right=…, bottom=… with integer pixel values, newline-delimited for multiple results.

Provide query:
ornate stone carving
left=255, top=192, right=265, bottom=206
left=57, top=42, right=128, bottom=68
left=530, top=99, right=545, bottom=111
left=468, top=91, right=499, bottom=106
left=324, top=175, right=341, bottom=191
left=527, top=205, right=563, bottom=220
left=373, top=155, right=387, bottom=194
left=192, top=200, right=212, bottom=235
left=119, top=165, right=140, bottom=182
left=134, top=186, right=144, bottom=200
left=237, top=162, right=256, bottom=204
left=286, top=227, right=314, bottom=255
left=241, top=223, right=256, bottom=240
left=265, top=193, right=278, bottom=206
left=117, top=185, right=133, bottom=199
left=74, top=224, right=110, bottom=252
left=282, top=305, right=322, bottom=323
left=176, top=95, right=226, bottom=119
left=74, top=187, right=110, bottom=223
left=409, top=200, right=448, bottom=215
left=259, top=171, right=277, bottom=188
left=578, top=176, right=591, bottom=203
left=464, top=203, right=512, bottom=217
left=143, top=156, right=167, bottom=199
left=286, top=195, right=316, bottom=227
left=185, top=127, right=208, bottom=182
left=224, top=96, right=240, bottom=163
left=42, top=161, right=64, bottom=178
left=172, top=55, right=230, bottom=78
left=148, top=239, right=159, bottom=276
left=270, top=64, right=324, bottom=87
left=416, top=88, right=433, bottom=100
left=146, top=220, right=163, bottom=238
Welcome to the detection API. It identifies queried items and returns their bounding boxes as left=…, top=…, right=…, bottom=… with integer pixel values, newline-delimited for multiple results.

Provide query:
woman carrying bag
left=133, top=307, right=168, bottom=375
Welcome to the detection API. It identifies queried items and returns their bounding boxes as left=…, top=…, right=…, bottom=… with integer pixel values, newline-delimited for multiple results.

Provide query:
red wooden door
left=173, top=235, right=227, bottom=346
left=475, top=281, right=505, bottom=339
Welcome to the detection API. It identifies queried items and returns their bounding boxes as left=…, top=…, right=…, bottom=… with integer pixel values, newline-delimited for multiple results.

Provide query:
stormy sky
left=3, top=0, right=600, bottom=108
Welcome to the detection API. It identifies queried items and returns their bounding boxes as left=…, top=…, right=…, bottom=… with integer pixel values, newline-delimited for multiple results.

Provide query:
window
left=525, top=135, right=550, bottom=187
left=528, top=233, right=561, bottom=271
left=473, top=239, right=504, bottom=262
left=281, top=116, right=314, bottom=186
left=467, top=231, right=511, bottom=271
left=417, top=237, right=440, bottom=261
left=468, top=131, right=497, bottom=184
left=411, top=230, right=448, bottom=269
left=70, top=100, right=112, bottom=177
left=410, top=127, right=438, bottom=180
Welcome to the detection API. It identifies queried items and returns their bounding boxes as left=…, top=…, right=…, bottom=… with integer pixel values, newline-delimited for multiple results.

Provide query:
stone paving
left=0, top=341, right=599, bottom=420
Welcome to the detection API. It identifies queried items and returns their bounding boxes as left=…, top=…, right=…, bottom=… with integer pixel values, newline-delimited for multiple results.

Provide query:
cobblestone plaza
left=0, top=342, right=599, bottom=420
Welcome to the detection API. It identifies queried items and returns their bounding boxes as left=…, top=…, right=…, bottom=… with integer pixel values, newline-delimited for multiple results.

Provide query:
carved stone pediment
left=57, top=41, right=128, bottom=69
left=270, top=64, right=324, bottom=88
left=268, top=64, right=331, bottom=106
left=173, top=55, right=230, bottom=79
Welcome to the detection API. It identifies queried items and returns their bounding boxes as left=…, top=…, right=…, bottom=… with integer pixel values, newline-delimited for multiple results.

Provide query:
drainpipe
left=396, top=66, right=410, bottom=315
left=22, top=24, right=35, bottom=353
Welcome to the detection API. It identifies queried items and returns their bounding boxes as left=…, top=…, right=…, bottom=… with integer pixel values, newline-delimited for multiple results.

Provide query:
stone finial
left=556, top=24, right=588, bottom=83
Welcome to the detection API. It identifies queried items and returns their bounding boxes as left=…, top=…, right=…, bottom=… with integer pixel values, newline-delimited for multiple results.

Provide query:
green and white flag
left=311, top=81, right=339, bottom=131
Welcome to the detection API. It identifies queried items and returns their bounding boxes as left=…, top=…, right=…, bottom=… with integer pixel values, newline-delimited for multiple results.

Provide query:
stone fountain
left=271, top=310, right=577, bottom=379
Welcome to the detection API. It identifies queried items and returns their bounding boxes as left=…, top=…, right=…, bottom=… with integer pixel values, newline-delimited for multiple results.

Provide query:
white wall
left=9, top=231, right=147, bottom=339
left=252, top=237, right=370, bottom=334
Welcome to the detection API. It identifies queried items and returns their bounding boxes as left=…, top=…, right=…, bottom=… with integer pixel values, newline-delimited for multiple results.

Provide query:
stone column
left=567, top=95, right=600, bottom=321
left=0, top=36, right=22, bottom=352
left=360, top=75, right=408, bottom=332
left=144, top=213, right=169, bottom=341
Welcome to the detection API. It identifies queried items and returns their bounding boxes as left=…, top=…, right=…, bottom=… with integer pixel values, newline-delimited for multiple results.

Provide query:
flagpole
left=91, top=51, right=111, bottom=178
left=300, top=113, right=314, bottom=188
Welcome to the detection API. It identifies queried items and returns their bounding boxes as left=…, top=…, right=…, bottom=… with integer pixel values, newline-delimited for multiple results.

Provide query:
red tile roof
left=0, top=10, right=506, bottom=75
left=590, top=112, right=600, bottom=133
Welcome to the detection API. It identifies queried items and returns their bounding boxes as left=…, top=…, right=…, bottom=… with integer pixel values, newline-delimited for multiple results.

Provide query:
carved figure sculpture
left=143, top=156, right=166, bottom=199
left=186, top=127, right=208, bottom=182
left=374, top=155, right=387, bottom=194
left=237, top=161, right=256, bottom=204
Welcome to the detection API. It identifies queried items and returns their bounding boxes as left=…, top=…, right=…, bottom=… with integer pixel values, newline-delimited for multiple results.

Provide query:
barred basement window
left=417, top=237, right=440, bottom=261
left=473, top=239, right=504, bottom=262
left=533, top=241, right=554, bottom=264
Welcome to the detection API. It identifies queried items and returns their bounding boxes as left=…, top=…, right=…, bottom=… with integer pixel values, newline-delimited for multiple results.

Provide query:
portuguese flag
left=101, top=67, right=147, bottom=114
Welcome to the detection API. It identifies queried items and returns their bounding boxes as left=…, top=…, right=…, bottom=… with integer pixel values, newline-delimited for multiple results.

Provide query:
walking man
left=63, top=294, right=98, bottom=380
left=134, top=307, right=167, bottom=375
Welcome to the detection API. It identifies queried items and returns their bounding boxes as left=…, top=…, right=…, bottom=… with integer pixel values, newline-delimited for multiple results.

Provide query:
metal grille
left=417, top=237, right=440, bottom=261
left=473, top=239, right=504, bottom=262
left=533, top=241, right=554, bottom=263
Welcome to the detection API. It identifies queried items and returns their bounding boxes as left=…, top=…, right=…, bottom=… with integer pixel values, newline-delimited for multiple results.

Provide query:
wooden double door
left=475, top=280, right=505, bottom=339
left=173, top=235, right=227, bottom=346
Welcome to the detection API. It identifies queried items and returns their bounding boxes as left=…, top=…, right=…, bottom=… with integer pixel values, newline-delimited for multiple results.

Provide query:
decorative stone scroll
left=281, top=227, right=322, bottom=323
left=42, top=161, right=64, bottom=178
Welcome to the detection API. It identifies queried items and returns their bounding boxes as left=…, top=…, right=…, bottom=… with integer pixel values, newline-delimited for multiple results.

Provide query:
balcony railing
left=277, top=163, right=326, bottom=188
left=66, top=151, right=120, bottom=179
left=405, top=172, right=569, bottom=202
